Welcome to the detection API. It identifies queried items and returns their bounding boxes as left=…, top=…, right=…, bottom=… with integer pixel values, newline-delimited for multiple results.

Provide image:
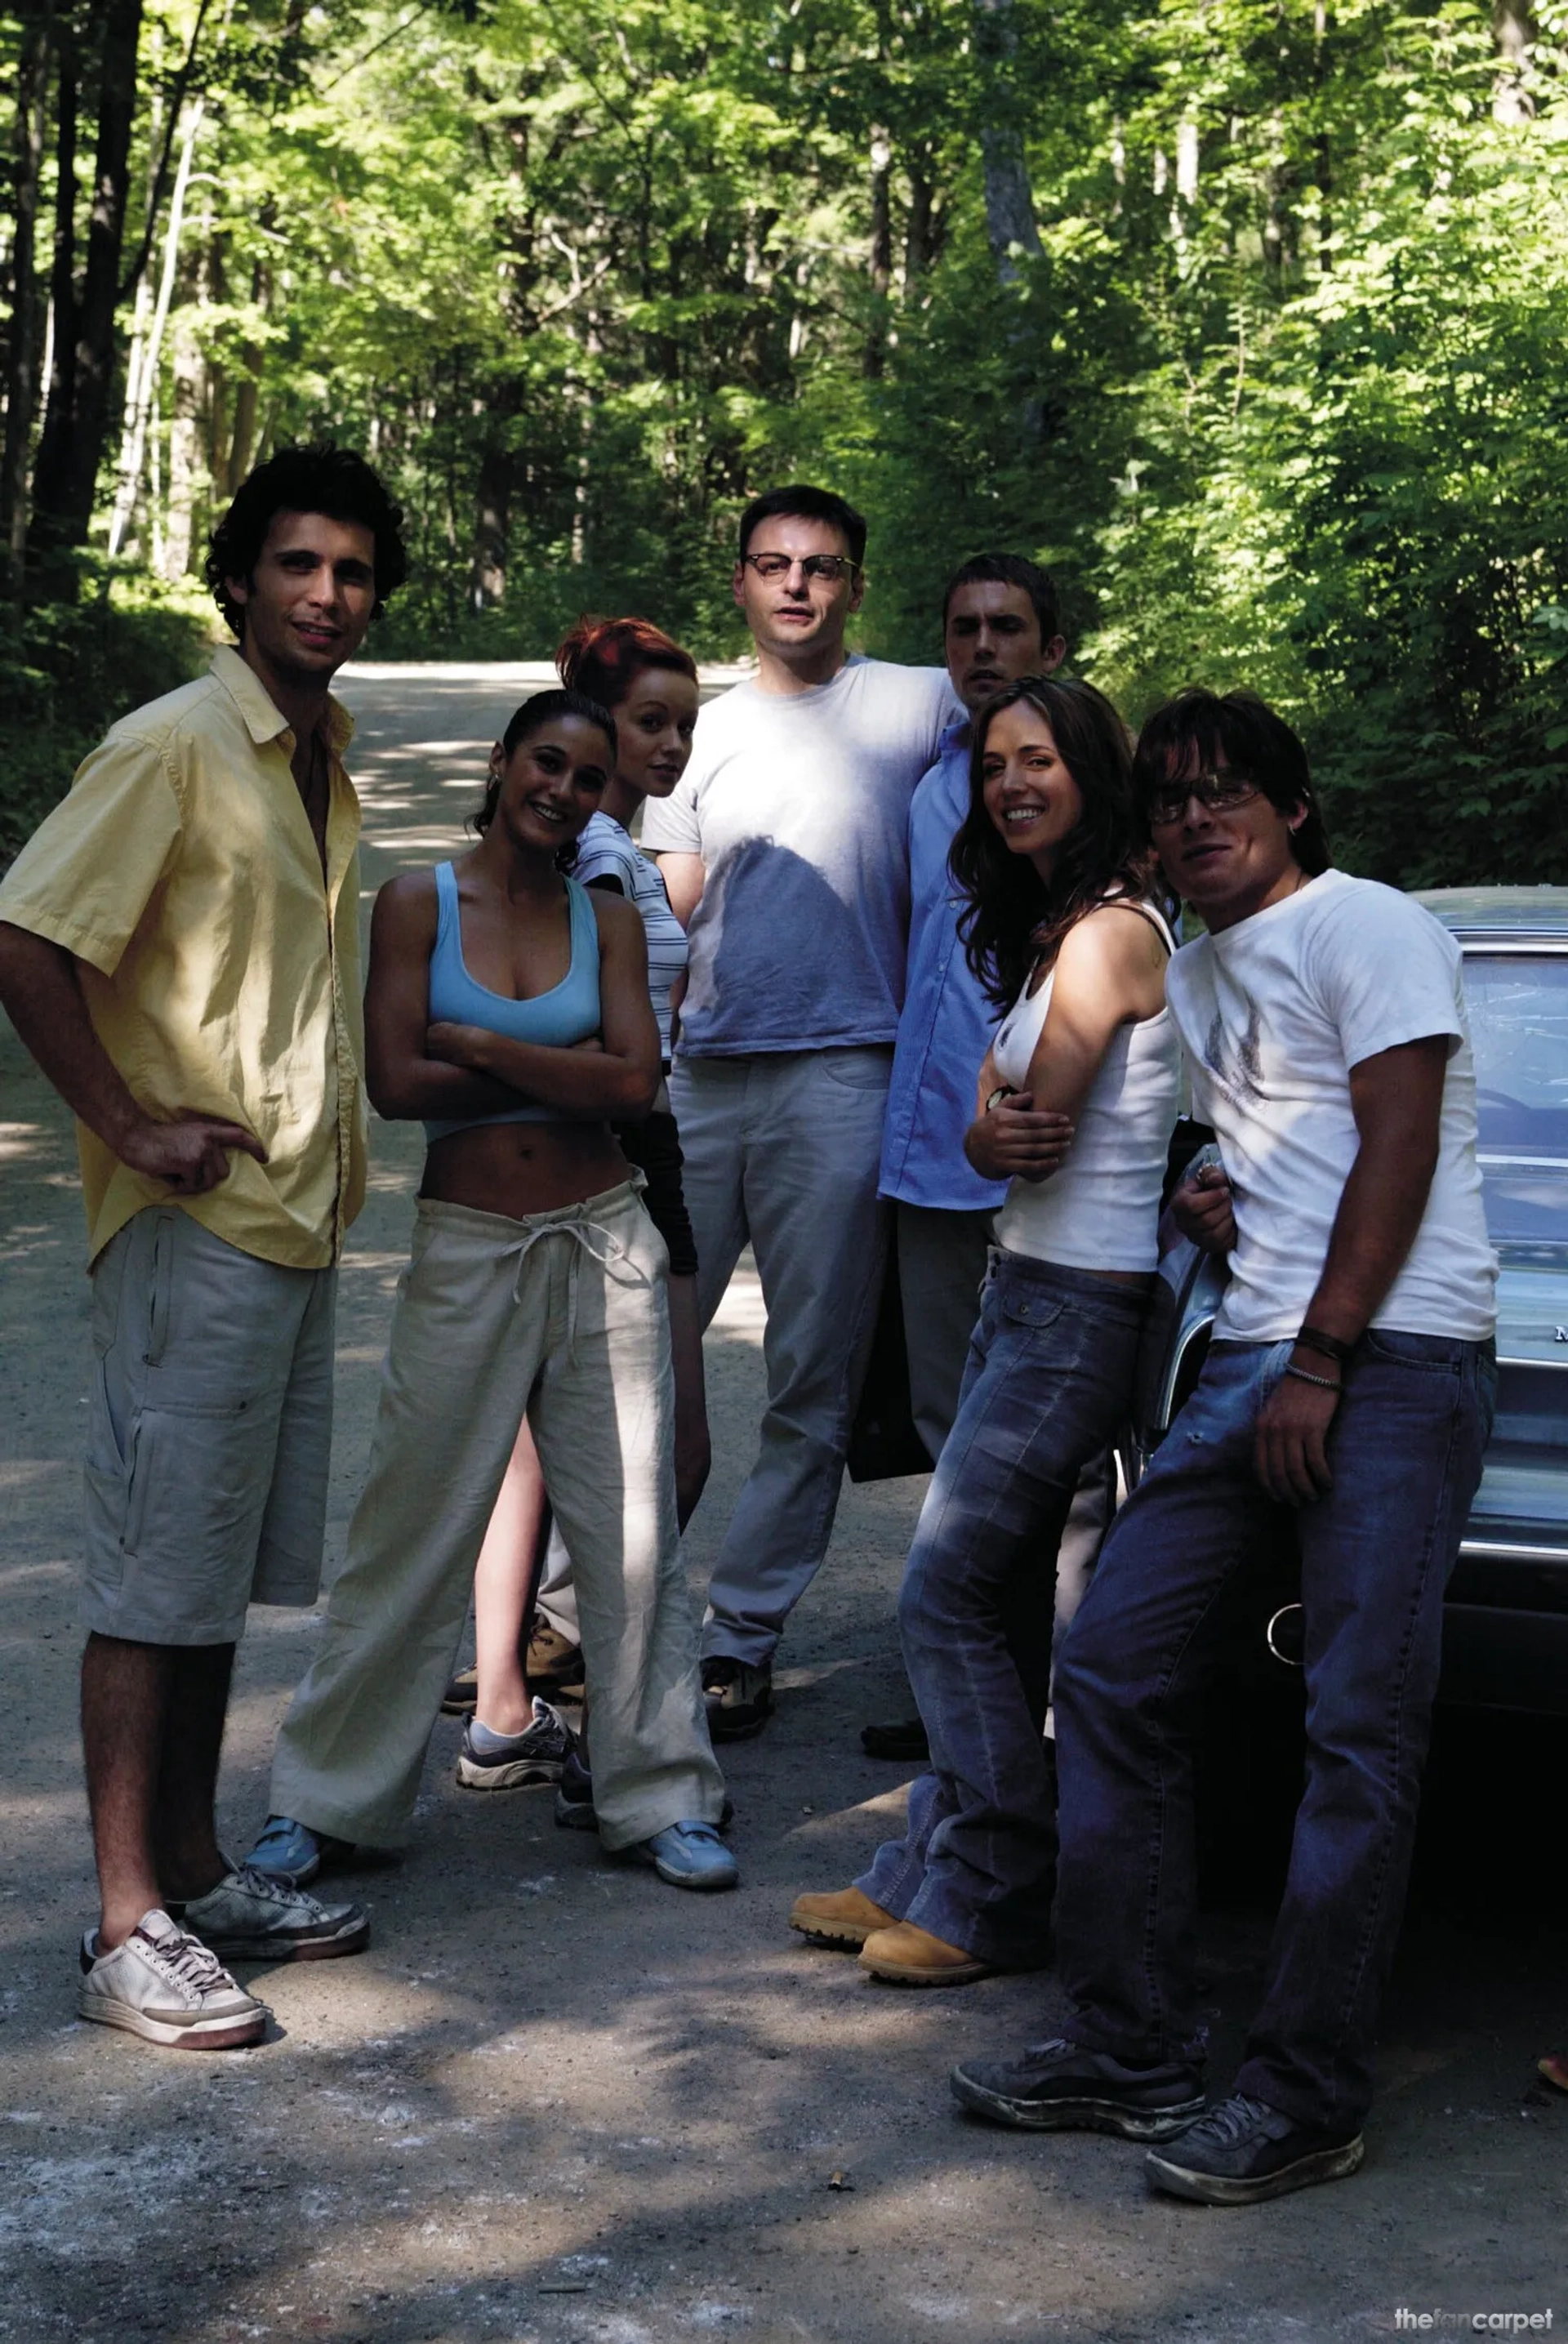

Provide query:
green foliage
left=0, top=573, right=212, bottom=867
left=1, top=0, right=1565, bottom=880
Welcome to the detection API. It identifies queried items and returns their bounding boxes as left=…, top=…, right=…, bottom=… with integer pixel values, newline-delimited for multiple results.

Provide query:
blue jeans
left=858, top=1252, right=1149, bottom=1967
left=1053, top=1330, right=1496, bottom=2131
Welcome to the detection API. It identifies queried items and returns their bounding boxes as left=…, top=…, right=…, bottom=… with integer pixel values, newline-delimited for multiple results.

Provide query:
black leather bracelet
left=1283, top=1361, right=1343, bottom=1394
left=1296, top=1324, right=1352, bottom=1366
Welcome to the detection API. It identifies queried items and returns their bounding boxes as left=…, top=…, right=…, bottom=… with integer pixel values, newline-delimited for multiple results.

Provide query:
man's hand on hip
left=119, top=1112, right=269, bottom=1195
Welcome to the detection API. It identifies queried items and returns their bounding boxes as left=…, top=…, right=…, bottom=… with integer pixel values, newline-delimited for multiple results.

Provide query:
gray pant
left=894, top=1201, right=1114, bottom=1655
left=270, top=1185, right=724, bottom=1852
left=673, top=1048, right=892, bottom=1665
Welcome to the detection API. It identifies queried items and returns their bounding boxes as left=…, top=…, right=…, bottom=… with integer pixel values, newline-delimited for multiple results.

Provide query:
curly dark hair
left=950, top=675, right=1160, bottom=1011
left=203, top=443, right=408, bottom=636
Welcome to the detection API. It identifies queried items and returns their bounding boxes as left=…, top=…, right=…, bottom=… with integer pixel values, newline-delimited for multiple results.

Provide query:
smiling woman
left=247, top=684, right=736, bottom=1899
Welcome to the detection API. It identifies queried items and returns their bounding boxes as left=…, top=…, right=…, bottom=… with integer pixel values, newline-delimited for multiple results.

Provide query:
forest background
left=0, top=0, right=1564, bottom=879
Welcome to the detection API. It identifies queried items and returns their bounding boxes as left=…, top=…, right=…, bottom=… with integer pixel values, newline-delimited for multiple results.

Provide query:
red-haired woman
left=452, top=619, right=711, bottom=1825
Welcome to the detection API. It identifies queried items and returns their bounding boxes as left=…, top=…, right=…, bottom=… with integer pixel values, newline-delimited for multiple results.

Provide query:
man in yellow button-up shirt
left=0, top=445, right=406, bottom=2048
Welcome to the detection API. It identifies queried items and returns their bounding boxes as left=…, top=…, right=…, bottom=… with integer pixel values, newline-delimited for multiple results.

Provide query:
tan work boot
left=527, top=1615, right=586, bottom=1691
left=789, top=1886, right=895, bottom=1949
left=858, top=1921, right=996, bottom=1986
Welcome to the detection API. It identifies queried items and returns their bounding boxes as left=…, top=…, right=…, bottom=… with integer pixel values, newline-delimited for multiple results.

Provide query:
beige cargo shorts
left=82, top=1205, right=336, bottom=1646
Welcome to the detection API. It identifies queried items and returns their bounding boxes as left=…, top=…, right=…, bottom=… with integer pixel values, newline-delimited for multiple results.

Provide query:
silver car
left=1128, top=886, right=1568, bottom=1717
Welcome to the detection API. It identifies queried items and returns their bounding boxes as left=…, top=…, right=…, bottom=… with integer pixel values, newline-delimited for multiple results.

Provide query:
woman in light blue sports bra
left=251, top=688, right=733, bottom=1896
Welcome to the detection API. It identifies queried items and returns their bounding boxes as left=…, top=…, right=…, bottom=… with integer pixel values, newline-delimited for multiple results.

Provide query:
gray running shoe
left=172, top=1865, right=369, bottom=1962
left=78, top=1910, right=266, bottom=2049
left=457, top=1697, right=572, bottom=1790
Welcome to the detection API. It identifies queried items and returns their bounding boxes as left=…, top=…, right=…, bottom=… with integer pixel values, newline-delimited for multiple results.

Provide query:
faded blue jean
left=858, top=1250, right=1150, bottom=1967
left=1053, top=1330, right=1496, bottom=2132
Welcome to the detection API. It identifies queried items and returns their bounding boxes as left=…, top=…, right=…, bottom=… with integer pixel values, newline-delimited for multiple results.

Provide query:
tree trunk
left=107, top=96, right=203, bottom=559
left=865, top=127, right=892, bottom=378
left=903, top=163, right=937, bottom=296
left=971, top=0, right=1040, bottom=286
left=32, top=17, right=80, bottom=566
left=162, top=314, right=199, bottom=580
left=2, top=0, right=53, bottom=585
left=1492, top=0, right=1536, bottom=121
left=29, top=0, right=146, bottom=572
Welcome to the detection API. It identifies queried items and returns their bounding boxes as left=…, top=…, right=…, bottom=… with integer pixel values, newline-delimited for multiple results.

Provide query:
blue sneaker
left=243, top=1816, right=342, bottom=1888
left=627, top=1820, right=739, bottom=1892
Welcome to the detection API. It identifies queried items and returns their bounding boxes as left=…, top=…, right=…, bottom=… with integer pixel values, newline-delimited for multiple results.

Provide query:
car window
left=1462, top=952, right=1568, bottom=1246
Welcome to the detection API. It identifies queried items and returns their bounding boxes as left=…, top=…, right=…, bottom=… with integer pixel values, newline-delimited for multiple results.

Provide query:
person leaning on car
left=949, top=688, right=1498, bottom=2207
left=0, top=445, right=406, bottom=2051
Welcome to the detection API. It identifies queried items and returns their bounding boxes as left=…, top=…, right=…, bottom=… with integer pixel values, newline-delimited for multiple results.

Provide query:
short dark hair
left=204, top=443, right=409, bottom=636
left=950, top=675, right=1160, bottom=1010
left=473, top=687, right=617, bottom=834
left=1134, top=690, right=1332, bottom=876
left=942, top=553, right=1061, bottom=645
left=737, top=484, right=868, bottom=568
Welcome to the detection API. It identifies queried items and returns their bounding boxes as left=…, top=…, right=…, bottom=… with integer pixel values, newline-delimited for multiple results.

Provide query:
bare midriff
left=420, top=1120, right=631, bottom=1221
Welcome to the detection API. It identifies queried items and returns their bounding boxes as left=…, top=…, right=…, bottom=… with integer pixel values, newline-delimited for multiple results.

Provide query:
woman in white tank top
left=790, top=677, right=1179, bottom=1981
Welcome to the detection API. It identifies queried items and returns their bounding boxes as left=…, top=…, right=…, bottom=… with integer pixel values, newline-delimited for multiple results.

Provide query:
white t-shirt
left=572, top=810, right=686, bottom=1059
left=639, top=657, right=959, bottom=1054
left=1167, top=868, right=1497, bottom=1342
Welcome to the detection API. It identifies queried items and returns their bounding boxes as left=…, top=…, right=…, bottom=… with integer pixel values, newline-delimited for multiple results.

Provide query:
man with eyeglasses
left=951, top=689, right=1496, bottom=2203
left=642, top=484, right=958, bottom=1739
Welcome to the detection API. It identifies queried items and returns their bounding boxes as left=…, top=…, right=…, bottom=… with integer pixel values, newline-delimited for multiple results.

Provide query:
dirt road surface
left=2, top=663, right=1563, bottom=2344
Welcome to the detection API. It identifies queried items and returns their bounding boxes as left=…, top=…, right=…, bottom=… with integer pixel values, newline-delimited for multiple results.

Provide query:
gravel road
left=0, top=662, right=1562, bottom=2344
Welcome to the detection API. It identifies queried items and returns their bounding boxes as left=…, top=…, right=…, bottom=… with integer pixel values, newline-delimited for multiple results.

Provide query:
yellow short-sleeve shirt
left=0, top=646, right=368, bottom=1268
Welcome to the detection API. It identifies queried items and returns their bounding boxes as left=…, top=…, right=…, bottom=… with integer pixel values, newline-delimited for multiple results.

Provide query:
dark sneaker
left=527, top=1615, right=586, bottom=1691
left=555, top=1745, right=734, bottom=1835
left=702, top=1656, right=773, bottom=1740
left=457, top=1698, right=572, bottom=1790
left=951, top=2036, right=1206, bottom=2141
left=554, top=1744, right=599, bottom=1832
left=1144, top=2092, right=1365, bottom=2205
left=172, top=1865, right=369, bottom=1962
left=441, top=1665, right=478, bottom=1717
left=860, top=1716, right=929, bottom=1762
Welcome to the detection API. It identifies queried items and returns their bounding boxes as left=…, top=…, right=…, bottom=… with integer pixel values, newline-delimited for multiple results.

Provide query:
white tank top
left=990, top=900, right=1182, bottom=1273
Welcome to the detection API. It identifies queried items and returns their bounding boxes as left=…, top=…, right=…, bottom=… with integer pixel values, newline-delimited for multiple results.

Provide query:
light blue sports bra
left=423, top=862, right=601, bottom=1143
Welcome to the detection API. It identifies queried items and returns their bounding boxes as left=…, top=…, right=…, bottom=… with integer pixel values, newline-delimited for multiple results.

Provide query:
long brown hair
left=950, top=675, right=1160, bottom=1010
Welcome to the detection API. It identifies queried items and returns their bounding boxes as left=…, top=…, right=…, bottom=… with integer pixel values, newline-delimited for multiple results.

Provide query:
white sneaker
left=78, top=1909, right=267, bottom=2049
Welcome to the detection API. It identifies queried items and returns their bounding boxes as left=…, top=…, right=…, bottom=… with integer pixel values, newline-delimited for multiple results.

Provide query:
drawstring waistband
left=501, top=1217, right=632, bottom=1358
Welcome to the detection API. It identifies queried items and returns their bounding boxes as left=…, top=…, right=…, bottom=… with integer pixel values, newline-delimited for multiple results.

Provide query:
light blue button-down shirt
left=879, top=724, right=1008, bottom=1213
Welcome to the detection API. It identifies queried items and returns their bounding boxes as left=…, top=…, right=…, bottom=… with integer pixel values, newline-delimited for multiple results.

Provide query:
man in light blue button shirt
left=880, top=554, right=1067, bottom=1455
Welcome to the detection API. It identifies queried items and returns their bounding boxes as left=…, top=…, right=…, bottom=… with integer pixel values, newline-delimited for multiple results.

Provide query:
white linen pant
left=672, top=1048, right=892, bottom=1665
left=269, top=1183, right=724, bottom=1852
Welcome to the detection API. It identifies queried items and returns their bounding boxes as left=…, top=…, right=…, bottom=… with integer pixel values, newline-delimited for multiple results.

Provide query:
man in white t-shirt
left=643, top=484, right=957, bottom=1736
left=951, top=691, right=1497, bottom=2205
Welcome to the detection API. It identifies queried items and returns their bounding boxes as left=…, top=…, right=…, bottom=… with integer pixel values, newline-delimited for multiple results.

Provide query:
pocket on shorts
left=120, top=1397, right=266, bottom=1580
left=143, top=1211, right=177, bottom=1368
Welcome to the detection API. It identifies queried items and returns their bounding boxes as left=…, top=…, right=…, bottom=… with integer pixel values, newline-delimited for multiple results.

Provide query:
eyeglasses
left=742, top=552, right=860, bottom=584
left=1147, top=770, right=1263, bottom=828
